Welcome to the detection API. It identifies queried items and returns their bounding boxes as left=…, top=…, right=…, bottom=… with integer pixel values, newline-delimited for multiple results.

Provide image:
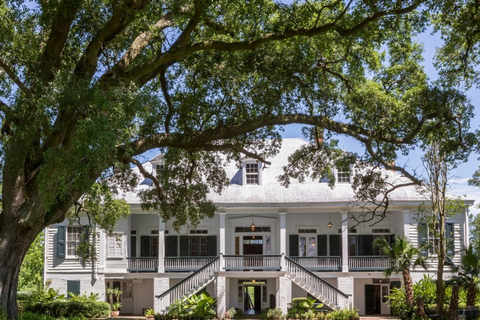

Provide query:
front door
left=243, top=236, right=263, bottom=254
left=243, top=236, right=263, bottom=268
left=365, top=284, right=390, bottom=315
left=121, top=282, right=134, bottom=314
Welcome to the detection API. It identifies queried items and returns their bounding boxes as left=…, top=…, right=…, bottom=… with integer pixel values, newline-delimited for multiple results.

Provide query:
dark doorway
left=365, top=285, right=382, bottom=315
left=244, top=286, right=262, bottom=315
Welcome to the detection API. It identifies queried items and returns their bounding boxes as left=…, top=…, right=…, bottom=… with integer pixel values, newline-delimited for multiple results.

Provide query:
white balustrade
left=348, top=256, right=392, bottom=270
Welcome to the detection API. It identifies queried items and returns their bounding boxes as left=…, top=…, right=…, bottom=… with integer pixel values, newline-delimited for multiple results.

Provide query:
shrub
left=24, top=301, right=110, bottom=318
left=18, top=312, right=56, bottom=320
left=287, top=297, right=323, bottom=319
left=265, top=308, right=283, bottom=319
left=326, top=308, right=359, bottom=320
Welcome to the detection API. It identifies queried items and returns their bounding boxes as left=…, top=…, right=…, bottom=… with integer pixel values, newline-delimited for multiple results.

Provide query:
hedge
left=24, top=301, right=110, bottom=318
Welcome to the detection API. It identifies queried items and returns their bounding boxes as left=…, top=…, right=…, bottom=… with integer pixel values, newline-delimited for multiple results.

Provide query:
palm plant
left=373, top=236, right=428, bottom=307
left=450, top=246, right=480, bottom=307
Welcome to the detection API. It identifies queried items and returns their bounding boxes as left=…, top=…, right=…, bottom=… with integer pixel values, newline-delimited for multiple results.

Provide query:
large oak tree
left=0, top=0, right=475, bottom=318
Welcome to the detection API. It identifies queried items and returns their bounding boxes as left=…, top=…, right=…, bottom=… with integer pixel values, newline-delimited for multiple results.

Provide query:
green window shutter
left=330, top=235, right=340, bottom=256
left=289, top=235, right=299, bottom=256
left=165, top=236, right=178, bottom=257
left=418, top=223, right=428, bottom=256
left=317, top=235, right=327, bottom=256
left=57, top=226, right=66, bottom=258
left=206, top=236, right=217, bottom=256
left=67, top=280, right=80, bottom=297
left=179, top=236, right=189, bottom=256
left=140, top=236, right=151, bottom=257
left=446, top=223, right=455, bottom=256
left=364, top=285, right=375, bottom=315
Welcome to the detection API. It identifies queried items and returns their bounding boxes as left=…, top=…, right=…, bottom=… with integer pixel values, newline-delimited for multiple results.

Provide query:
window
left=67, top=226, right=88, bottom=256
left=156, top=164, right=165, bottom=171
left=372, top=228, right=391, bottom=234
left=246, top=163, right=259, bottom=184
left=190, top=229, right=208, bottom=234
left=123, top=282, right=133, bottom=299
left=337, top=170, right=351, bottom=183
left=418, top=222, right=454, bottom=256
left=348, top=235, right=357, bottom=256
left=107, top=233, right=124, bottom=257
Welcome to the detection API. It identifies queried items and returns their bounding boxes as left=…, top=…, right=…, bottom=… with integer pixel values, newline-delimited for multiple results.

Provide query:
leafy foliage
left=326, top=308, right=359, bottom=320
left=18, top=233, right=44, bottom=291
left=166, top=292, right=216, bottom=319
left=287, top=297, right=323, bottom=319
left=23, top=301, right=110, bottom=318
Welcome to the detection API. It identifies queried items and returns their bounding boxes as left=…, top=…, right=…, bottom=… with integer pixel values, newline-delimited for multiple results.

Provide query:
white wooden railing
left=156, top=257, right=220, bottom=313
left=165, top=257, right=216, bottom=272
left=348, top=256, right=392, bottom=271
left=127, top=258, right=157, bottom=272
left=290, top=256, right=341, bottom=271
left=223, top=255, right=282, bottom=271
left=284, top=256, right=351, bottom=310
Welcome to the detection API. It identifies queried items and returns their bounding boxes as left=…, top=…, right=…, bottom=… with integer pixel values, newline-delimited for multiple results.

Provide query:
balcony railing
left=223, top=255, right=282, bottom=271
left=127, top=257, right=157, bottom=272
left=165, top=257, right=216, bottom=272
left=290, top=256, right=341, bottom=271
left=349, top=256, right=392, bottom=271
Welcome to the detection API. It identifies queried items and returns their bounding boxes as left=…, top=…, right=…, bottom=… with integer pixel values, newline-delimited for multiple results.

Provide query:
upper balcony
left=124, top=255, right=392, bottom=273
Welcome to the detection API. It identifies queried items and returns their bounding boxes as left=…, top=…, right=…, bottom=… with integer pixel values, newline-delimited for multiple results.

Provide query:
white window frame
left=107, top=233, right=124, bottom=258
left=336, top=168, right=352, bottom=183
left=242, top=161, right=262, bottom=185
left=66, top=226, right=85, bottom=258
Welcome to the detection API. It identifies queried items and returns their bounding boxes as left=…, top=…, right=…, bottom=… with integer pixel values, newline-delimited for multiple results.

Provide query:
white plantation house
left=44, top=139, right=473, bottom=316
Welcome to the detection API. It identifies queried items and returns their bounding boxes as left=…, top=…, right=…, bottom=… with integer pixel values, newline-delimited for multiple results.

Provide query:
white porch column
left=337, top=276, right=354, bottom=309
left=158, top=219, right=165, bottom=273
left=219, top=212, right=226, bottom=270
left=464, top=206, right=470, bottom=249
left=279, top=212, right=287, bottom=270
left=216, top=276, right=226, bottom=318
left=403, top=211, right=410, bottom=240
left=153, top=278, right=170, bottom=313
left=277, top=276, right=292, bottom=315
left=341, top=211, right=349, bottom=272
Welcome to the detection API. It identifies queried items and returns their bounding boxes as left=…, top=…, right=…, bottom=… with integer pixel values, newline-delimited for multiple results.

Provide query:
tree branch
left=198, top=143, right=272, bottom=165
left=104, top=0, right=424, bottom=85
left=131, top=158, right=165, bottom=202
left=116, top=112, right=425, bottom=160
left=0, top=59, right=33, bottom=99
left=75, top=0, right=151, bottom=79
left=38, top=0, right=82, bottom=82
left=113, top=12, right=175, bottom=76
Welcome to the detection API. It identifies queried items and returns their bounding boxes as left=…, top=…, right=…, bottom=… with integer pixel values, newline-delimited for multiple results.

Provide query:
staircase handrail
left=284, top=256, right=349, bottom=299
left=155, top=256, right=220, bottom=300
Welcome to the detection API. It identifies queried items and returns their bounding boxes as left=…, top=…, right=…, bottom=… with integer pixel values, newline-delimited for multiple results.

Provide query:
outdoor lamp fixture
left=251, top=215, right=256, bottom=232
left=328, top=213, right=333, bottom=228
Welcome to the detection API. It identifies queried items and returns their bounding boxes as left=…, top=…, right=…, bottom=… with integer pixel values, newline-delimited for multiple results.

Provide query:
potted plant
left=111, top=302, right=122, bottom=317
left=145, top=308, right=155, bottom=319
left=106, top=288, right=123, bottom=317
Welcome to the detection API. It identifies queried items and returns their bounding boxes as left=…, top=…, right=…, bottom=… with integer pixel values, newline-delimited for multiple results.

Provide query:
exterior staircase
left=156, top=256, right=220, bottom=313
left=284, top=256, right=351, bottom=310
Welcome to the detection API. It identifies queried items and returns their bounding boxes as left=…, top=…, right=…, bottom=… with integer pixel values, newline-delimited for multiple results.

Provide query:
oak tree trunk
left=0, top=213, right=44, bottom=319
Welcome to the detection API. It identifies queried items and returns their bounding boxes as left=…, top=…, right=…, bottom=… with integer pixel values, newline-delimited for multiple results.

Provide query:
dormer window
left=337, top=170, right=351, bottom=183
left=155, top=164, right=165, bottom=171
left=242, top=161, right=262, bottom=185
